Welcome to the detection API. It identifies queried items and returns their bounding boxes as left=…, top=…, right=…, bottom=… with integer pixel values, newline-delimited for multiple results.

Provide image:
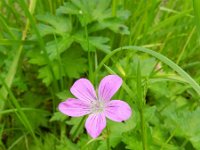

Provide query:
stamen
left=90, top=100, right=105, bottom=113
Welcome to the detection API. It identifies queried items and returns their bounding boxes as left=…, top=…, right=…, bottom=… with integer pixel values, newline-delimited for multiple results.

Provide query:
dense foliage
left=0, top=0, right=200, bottom=149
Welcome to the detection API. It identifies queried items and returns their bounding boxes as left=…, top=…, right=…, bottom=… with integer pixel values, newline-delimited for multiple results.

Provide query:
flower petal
left=98, top=75, right=122, bottom=101
left=58, top=98, right=91, bottom=117
left=85, top=113, right=106, bottom=138
left=70, top=78, right=97, bottom=103
left=105, top=100, right=132, bottom=122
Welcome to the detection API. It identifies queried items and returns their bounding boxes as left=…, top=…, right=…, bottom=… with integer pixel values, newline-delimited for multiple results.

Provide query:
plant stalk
left=72, top=116, right=86, bottom=141
left=106, top=127, right=110, bottom=150
left=139, top=108, right=147, bottom=150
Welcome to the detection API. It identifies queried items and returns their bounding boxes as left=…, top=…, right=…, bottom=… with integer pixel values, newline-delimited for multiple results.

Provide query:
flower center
left=90, top=100, right=105, bottom=113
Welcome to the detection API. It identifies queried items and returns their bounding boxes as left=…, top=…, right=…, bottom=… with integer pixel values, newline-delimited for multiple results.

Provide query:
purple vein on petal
left=85, top=113, right=106, bottom=138
left=98, top=75, right=122, bottom=101
left=70, top=78, right=97, bottom=103
left=105, top=100, right=132, bottom=122
left=58, top=98, right=91, bottom=117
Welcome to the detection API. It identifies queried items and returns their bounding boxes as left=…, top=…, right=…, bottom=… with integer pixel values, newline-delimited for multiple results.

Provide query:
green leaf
left=74, top=33, right=110, bottom=53
left=62, top=48, right=87, bottom=78
left=50, top=112, right=67, bottom=122
left=37, top=62, right=60, bottom=86
left=96, top=46, right=200, bottom=95
left=56, top=0, right=130, bottom=36
left=65, top=0, right=111, bottom=25
left=35, top=24, right=56, bottom=37
left=100, top=19, right=130, bottom=35
left=36, top=13, right=72, bottom=35
left=66, top=117, right=85, bottom=136
left=122, top=130, right=143, bottom=150
left=107, top=114, right=136, bottom=148
left=20, top=92, right=50, bottom=130
left=30, top=133, right=78, bottom=150
left=56, top=90, right=72, bottom=100
left=163, top=107, right=200, bottom=149
left=192, top=0, right=200, bottom=37
left=56, top=137, right=78, bottom=150
left=144, top=106, right=156, bottom=123
left=56, top=2, right=80, bottom=15
left=35, top=48, right=86, bottom=86
left=46, top=35, right=73, bottom=60
left=28, top=49, right=46, bottom=66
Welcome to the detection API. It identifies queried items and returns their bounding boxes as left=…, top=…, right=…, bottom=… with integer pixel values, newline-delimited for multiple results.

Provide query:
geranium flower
left=58, top=75, right=132, bottom=138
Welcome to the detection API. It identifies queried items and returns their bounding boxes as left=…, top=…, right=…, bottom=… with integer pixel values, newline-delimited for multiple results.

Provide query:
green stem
left=112, top=0, right=116, bottom=16
left=94, top=51, right=98, bottom=87
left=60, top=122, right=66, bottom=141
left=0, top=76, right=38, bottom=145
left=18, top=0, right=59, bottom=95
left=180, top=139, right=188, bottom=149
left=84, top=19, right=93, bottom=82
left=176, top=27, right=195, bottom=65
left=95, top=46, right=200, bottom=96
left=71, top=116, right=86, bottom=141
left=139, top=109, right=147, bottom=150
left=47, top=0, right=53, bottom=13
left=106, top=127, right=110, bottom=150
left=137, top=60, right=147, bottom=150
left=160, top=128, right=177, bottom=150
left=0, top=0, right=36, bottom=114
left=54, top=33, right=64, bottom=91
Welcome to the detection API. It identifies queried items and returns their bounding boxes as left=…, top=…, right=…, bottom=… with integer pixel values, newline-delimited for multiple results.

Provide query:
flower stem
left=71, top=116, right=86, bottom=141
left=139, top=109, right=147, bottom=150
left=83, top=14, right=93, bottom=83
left=106, top=127, right=110, bottom=150
left=160, top=127, right=177, bottom=150
left=137, top=60, right=147, bottom=150
left=180, top=139, right=188, bottom=149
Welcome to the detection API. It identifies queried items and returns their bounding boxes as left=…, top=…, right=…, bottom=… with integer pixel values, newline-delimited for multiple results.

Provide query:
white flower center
left=90, top=100, right=106, bottom=113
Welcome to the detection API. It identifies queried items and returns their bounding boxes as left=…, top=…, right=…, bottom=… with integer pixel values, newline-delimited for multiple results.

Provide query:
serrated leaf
left=89, top=36, right=110, bottom=53
left=35, top=24, right=56, bottom=38
left=56, top=90, right=72, bottom=100
left=107, top=113, right=136, bottom=148
left=50, top=112, right=67, bottom=122
left=36, top=13, right=72, bottom=35
left=66, top=117, right=85, bottom=137
left=56, top=2, right=80, bottom=15
left=74, top=33, right=110, bottom=53
left=116, top=9, right=131, bottom=20
left=28, top=49, right=46, bottom=66
left=38, top=62, right=61, bottom=86
left=101, top=19, right=130, bottom=35
left=36, top=48, right=86, bottom=86
left=71, top=0, right=111, bottom=25
left=144, top=106, right=156, bottom=123
left=132, top=56, right=157, bottom=76
left=46, top=35, right=73, bottom=60
left=56, top=137, right=78, bottom=150
left=163, top=107, right=200, bottom=149
left=30, top=133, right=78, bottom=150
left=122, top=131, right=142, bottom=150
left=56, top=0, right=129, bottom=31
left=62, top=48, right=87, bottom=78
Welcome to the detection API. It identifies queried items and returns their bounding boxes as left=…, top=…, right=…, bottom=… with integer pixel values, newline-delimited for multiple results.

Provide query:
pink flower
left=58, top=75, right=132, bottom=138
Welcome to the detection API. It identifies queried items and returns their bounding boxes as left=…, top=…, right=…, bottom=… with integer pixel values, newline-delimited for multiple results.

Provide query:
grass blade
left=193, top=0, right=200, bottom=37
left=96, top=46, right=200, bottom=95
